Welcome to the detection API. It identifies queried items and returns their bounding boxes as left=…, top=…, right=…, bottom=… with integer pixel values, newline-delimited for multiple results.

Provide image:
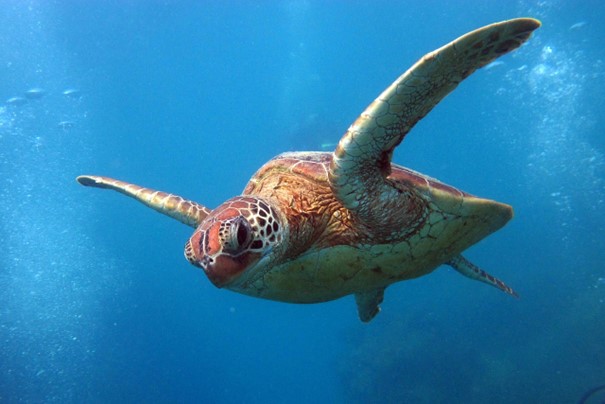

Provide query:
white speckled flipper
left=329, top=18, right=540, bottom=227
left=77, top=175, right=210, bottom=228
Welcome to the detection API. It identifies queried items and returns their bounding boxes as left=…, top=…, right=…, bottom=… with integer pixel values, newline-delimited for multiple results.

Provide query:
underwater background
left=1, top=1, right=604, bottom=403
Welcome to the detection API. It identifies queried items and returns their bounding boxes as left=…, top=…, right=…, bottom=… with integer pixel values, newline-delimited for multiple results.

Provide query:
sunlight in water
left=528, top=43, right=604, bottom=202
left=0, top=4, right=121, bottom=400
left=503, top=19, right=605, bottom=242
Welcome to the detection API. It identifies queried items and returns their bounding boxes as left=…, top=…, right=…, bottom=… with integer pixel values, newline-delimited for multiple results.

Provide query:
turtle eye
left=236, top=220, right=251, bottom=247
left=222, top=216, right=252, bottom=254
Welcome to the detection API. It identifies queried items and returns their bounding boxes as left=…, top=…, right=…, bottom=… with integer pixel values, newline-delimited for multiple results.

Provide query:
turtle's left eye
left=236, top=219, right=251, bottom=247
left=222, top=216, right=252, bottom=254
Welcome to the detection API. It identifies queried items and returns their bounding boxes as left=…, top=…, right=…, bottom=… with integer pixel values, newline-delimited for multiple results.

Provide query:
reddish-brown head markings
left=184, top=196, right=284, bottom=287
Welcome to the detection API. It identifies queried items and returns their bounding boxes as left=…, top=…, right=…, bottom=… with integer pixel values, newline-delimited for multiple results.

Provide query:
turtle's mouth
left=223, top=253, right=273, bottom=292
left=184, top=229, right=262, bottom=288
left=201, top=253, right=255, bottom=288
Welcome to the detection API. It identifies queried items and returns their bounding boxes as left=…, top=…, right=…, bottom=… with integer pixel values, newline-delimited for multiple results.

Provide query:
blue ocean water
left=1, top=1, right=604, bottom=402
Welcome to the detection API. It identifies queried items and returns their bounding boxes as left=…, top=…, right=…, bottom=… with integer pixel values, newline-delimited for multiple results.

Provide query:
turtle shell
left=231, top=151, right=511, bottom=303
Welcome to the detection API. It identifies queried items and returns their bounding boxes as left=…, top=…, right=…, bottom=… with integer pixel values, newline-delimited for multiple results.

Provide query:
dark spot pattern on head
left=187, top=196, right=285, bottom=276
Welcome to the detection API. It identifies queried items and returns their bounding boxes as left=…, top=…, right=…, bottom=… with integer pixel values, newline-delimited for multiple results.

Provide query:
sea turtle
left=77, top=18, right=540, bottom=322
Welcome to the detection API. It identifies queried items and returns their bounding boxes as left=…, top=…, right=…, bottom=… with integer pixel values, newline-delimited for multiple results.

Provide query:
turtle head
left=184, top=196, right=284, bottom=287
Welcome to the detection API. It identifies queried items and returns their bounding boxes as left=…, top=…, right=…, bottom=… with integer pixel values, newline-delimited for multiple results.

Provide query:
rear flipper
left=447, top=255, right=518, bottom=297
left=355, top=287, right=385, bottom=323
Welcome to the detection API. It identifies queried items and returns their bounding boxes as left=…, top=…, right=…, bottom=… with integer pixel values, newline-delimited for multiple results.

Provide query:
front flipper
left=77, top=175, right=210, bottom=228
left=355, top=287, right=385, bottom=322
left=447, top=254, right=518, bottom=297
left=329, top=18, right=540, bottom=226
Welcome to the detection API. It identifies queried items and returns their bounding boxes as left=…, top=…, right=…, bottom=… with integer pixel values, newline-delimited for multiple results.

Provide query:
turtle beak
left=184, top=226, right=260, bottom=288
left=202, top=255, right=250, bottom=288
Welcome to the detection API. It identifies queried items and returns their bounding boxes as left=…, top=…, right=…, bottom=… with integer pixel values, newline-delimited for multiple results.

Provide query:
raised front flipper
left=355, top=287, right=385, bottom=323
left=447, top=254, right=518, bottom=297
left=77, top=175, right=210, bottom=228
left=329, top=18, right=540, bottom=227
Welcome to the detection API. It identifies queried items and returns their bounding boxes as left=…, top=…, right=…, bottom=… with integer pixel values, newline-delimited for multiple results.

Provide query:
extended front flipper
left=447, top=254, right=518, bottom=297
left=77, top=175, right=210, bottom=228
left=355, top=287, right=385, bottom=322
left=329, top=18, right=540, bottom=228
